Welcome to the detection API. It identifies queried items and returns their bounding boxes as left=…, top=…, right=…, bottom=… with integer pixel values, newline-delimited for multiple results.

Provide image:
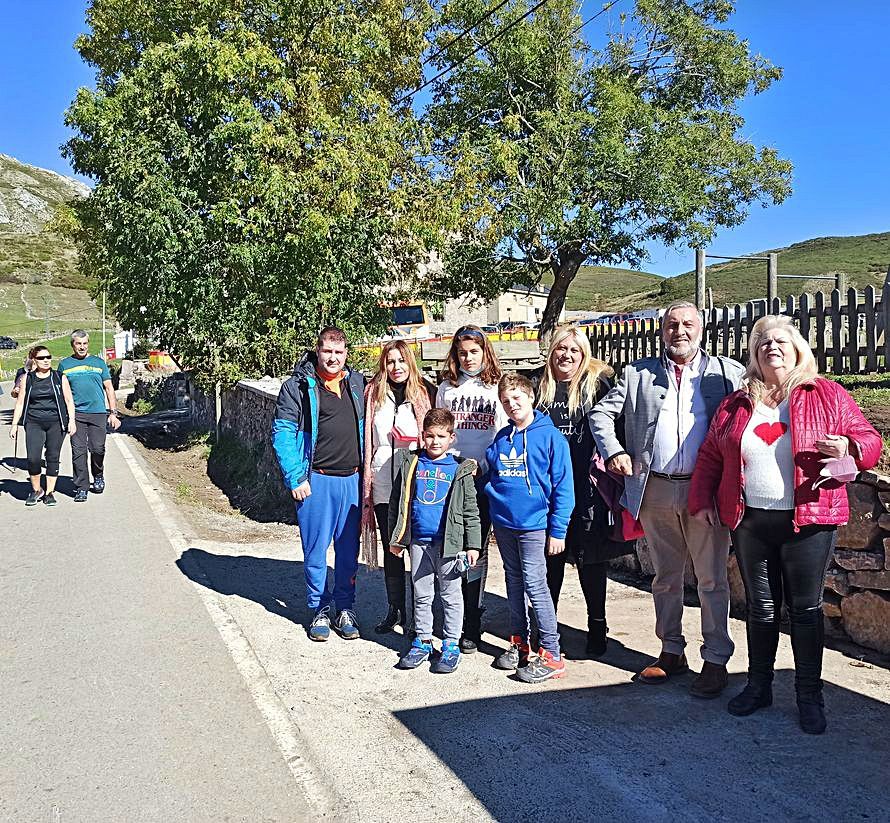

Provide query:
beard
left=665, top=334, right=701, bottom=361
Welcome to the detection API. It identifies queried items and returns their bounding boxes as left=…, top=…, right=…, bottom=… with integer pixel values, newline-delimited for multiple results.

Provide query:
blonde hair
left=368, top=340, right=428, bottom=410
left=538, top=325, right=613, bottom=415
left=441, top=325, right=503, bottom=386
left=745, top=315, right=818, bottom=403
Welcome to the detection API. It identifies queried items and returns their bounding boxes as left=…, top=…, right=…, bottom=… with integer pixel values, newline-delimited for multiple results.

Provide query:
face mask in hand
left=812, top=455, right=859, bottom=489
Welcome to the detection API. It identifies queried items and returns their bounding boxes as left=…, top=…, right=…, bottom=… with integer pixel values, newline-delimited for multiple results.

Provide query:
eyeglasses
left=35, top=356, right=52, bottom=361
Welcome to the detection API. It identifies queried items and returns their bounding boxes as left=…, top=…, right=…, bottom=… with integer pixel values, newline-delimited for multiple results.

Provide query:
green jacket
left=388, top=449, right=482, bottom=558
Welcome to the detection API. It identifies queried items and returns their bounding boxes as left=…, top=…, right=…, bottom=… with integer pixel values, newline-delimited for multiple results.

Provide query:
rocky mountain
left=0, top=154, right=90, bottom=288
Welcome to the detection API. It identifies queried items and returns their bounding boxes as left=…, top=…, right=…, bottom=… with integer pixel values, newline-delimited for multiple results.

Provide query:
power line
left=395, top=0, right=557, bottom=105
left=569, top=0, right=621, bottom=39
left=421, top=0, right=513, bottom=68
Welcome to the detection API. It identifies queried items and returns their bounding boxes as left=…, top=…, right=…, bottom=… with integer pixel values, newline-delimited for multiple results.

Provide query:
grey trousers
left=409, top=542, right=464, bottom=643
left=638, top=474, right=734, bottom=665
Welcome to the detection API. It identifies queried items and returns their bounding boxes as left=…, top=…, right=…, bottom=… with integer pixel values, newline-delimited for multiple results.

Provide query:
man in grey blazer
left=591, top=301, right=744, bottom=698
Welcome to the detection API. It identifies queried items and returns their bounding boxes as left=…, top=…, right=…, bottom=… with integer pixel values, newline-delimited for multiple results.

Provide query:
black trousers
left=71, top=412, right=108, bottom=491
left=25, top=418, right=64, bottom=477
left=546, top=554, right=607, bottom=629
left=732, top=508, right=836, bottom=695
left=374, top=502, right=406, bottom=610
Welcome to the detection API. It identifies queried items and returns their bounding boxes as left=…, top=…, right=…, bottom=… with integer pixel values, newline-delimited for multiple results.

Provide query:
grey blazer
left=590, top=352, right=745, bottom=519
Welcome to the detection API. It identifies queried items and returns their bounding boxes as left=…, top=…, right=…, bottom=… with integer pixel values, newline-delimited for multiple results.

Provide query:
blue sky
left=1, top=1, right=888, bottom=276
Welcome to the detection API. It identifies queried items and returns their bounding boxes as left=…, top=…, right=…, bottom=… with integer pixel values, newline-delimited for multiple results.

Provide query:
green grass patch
left=542, top=265, right=663, bottom=311
left=653, top=232, right=890, bottom=308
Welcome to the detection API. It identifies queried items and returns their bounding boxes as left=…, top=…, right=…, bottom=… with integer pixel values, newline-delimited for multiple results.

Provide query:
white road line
left=112, top=434, right=347, bottom=820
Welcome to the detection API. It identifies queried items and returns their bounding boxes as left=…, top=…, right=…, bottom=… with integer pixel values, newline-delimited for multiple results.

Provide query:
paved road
left=3, top=381, right=890, bottom=822
left=0, top=384, right=310, bottom=822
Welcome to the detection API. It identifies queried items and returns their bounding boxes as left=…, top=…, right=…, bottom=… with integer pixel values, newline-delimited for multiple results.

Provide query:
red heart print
left=754, top=422, right=787, bottom=445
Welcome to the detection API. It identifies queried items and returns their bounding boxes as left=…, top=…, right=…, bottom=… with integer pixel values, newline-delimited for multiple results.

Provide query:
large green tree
left=65, top=0, right=435, bottom=383
left=424, top=0, right=793, bottom=337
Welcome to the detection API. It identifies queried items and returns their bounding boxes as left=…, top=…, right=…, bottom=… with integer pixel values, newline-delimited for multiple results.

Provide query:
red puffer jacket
left=689, top=377, right=882, bottom=530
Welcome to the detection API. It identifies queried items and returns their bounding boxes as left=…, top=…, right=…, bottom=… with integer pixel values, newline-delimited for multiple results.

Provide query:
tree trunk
left=539, top=251, right=585, bottom=347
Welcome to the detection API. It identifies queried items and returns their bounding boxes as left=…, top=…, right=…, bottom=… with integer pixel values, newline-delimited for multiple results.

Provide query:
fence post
left=836, top=271, right=846, bottom=294
left=883, top=283, right=890, bottom=371
left=767, top=252, right=778, bottom=303
left=695, top=249, right=706, bottom=310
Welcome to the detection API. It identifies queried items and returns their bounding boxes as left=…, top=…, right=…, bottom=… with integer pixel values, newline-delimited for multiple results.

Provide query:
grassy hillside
left=543, top=265, right=663, bottom=311
left=641, top=232, right=890, bottom=309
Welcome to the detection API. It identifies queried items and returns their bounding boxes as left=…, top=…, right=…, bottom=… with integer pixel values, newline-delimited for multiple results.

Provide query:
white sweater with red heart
left=740, top=399, right=794, bottom=510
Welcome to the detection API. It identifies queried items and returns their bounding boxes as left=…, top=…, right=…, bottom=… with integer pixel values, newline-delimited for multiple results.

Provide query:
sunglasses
left=457, top=327, right=485, bottom=339
left=35, top=355, right=52, bottom=361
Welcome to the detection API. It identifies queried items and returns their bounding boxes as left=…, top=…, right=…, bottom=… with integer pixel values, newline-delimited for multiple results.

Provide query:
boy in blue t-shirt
left=388, top=408, right=481, bottom=673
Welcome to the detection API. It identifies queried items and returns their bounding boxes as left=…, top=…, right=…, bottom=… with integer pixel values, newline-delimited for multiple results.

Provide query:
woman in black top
left=535, top=326, right=631, bottom=657
left=9, top=346, right=76, bottom=506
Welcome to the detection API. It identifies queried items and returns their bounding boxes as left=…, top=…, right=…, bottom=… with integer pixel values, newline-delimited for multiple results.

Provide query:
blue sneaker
left=90, top=475, right=105, bottom=494
left=308, top=605, right=331, bottom=642
left=333, top=609, right=360, bottom=640
left=73, top=489, right=88, bottom=503
left=398, top=637, right=432, bottom=669
left=432, top=640, right=461, bottom=674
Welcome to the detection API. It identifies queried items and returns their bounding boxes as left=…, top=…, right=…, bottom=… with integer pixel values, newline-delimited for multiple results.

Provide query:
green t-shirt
left=58, top=354, right=111, bottom=413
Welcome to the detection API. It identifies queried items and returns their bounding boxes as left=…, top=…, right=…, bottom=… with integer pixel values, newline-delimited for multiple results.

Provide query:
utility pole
left=695, top=249, right=706, bottom=310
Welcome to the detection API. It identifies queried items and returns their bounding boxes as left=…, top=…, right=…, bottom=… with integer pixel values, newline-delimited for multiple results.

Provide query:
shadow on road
left=176, top=546, right=660, bottom=673
left=393, top=675, right=890, bottom=822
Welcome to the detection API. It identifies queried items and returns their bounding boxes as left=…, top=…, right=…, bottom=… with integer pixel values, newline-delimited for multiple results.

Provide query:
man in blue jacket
left=272, top=327, right=366, bottom=641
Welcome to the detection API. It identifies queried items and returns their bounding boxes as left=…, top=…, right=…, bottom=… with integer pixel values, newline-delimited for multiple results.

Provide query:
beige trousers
left=638, top=474, right=734, bottom=665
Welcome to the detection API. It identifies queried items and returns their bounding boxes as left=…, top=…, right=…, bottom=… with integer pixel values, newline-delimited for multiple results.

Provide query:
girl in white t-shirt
left=435, top=325, right=508, bottom=652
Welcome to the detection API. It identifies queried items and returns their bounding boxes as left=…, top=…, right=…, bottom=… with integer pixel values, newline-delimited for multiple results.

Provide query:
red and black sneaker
left=516, top=648, right=566, bottom=683
left=495, top=635, right=531, bottom=670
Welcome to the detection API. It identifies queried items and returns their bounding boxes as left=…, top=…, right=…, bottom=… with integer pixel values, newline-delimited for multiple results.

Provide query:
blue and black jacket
left=271, top=351, right=366, bottom=491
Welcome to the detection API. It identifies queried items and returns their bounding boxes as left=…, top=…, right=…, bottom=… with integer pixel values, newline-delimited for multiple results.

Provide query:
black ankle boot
left=585, top=619, right=608, bottom=658
left=796, top=692, right=826, bottom=735
left=727, top=680, right=773, bottom=716
left=374, top=605, right=403, bottom=634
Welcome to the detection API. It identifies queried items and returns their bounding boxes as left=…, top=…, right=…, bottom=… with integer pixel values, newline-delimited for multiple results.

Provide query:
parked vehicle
left=0, top=336, right=19, bottom=349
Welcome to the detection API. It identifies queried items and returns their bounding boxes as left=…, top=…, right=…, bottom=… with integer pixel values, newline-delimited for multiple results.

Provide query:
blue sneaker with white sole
left=432, top=640, right=461, bottom=674
left=399, top=637, right=433, bottom=669
left=308, top=605, right=332, bottom=641
left=334, top=609, right=360, bottom=640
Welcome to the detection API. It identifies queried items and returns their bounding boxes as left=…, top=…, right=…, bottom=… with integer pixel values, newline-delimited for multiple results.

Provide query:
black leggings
left=732, top=508, right=836, bottom=694
left=374, top=502, right=406, bottom=609
left=25, top=419, right=64, bottom=477
left=546, top=554, right=608, bottom=628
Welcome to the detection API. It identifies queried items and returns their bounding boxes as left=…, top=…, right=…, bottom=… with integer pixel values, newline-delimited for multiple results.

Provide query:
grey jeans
left=409, top=542, right=464, bottom=643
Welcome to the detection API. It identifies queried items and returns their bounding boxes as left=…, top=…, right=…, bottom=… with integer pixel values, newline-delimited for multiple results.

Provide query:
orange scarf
left=316, top=367, right=346, bottom=396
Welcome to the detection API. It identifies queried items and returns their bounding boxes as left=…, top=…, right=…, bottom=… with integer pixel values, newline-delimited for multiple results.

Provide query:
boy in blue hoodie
left=486, top=373, right=574, bottom=683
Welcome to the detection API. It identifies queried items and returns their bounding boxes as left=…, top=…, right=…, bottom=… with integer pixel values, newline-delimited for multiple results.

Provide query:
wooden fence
left=586, top=285, right=890, bottom=375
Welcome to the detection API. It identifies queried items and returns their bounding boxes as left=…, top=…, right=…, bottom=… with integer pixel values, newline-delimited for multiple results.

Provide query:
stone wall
left=612, top=471, right=890, bottom=656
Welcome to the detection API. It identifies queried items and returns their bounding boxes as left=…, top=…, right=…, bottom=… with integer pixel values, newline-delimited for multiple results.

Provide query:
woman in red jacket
left=689, top=315, right=881, bottom=735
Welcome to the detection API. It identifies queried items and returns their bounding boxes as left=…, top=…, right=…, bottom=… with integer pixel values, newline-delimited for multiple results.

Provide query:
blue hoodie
left=484, top=411, right=575, bottom=539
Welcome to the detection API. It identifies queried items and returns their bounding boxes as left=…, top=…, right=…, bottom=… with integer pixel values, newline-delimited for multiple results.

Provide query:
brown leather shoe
left=689, top=661, right=729, bottom=699
left=638, top=652, right=689, bottom=684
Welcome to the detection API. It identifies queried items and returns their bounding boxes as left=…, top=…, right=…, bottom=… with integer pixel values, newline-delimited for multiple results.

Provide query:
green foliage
left=64, top=0, right=439, bottom=387
left=132, top=397, right=157, bottom=415
left=424, top=0, right=793, bottom=336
